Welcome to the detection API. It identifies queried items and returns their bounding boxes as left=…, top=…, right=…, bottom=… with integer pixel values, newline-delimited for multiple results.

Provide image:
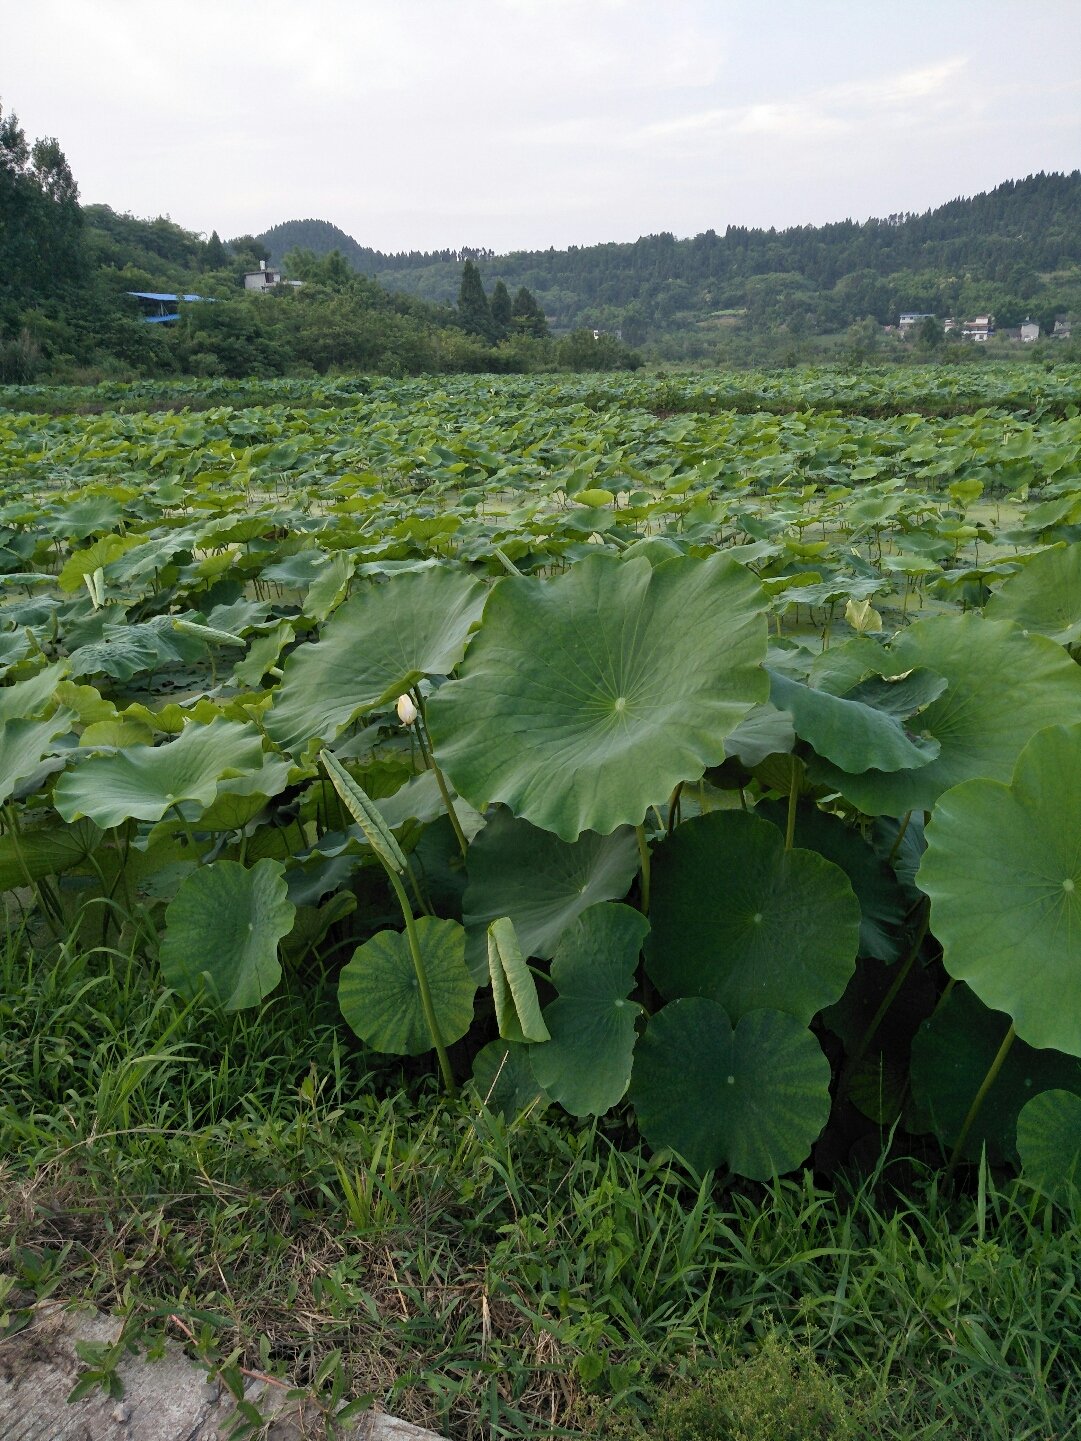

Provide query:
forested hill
left=260, top=172, right=1081, bottom=345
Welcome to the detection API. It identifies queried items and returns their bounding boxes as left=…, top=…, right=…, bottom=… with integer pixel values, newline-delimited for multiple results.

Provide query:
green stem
left=946, top=1023, right=1016, bottom=1183
left=886, top=811, right=913, bottom=868
left=413, top=692, right=469, bottom=860
left=636, top=823, right=651, bottom=915
left=386, top=868, right=455, bottom=1095
left=784, top=778, right=799, bottom=851
left=4, top=803, right=64, bottom=940
left=840, top=898, right=929, bottom=1100
left=666, top=782, right=684, bottom=837
left=171, top=803, right=201, bottom=859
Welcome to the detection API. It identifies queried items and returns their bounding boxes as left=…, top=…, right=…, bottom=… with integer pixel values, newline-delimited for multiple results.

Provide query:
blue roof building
left=126, top=292, right=209, bottom=322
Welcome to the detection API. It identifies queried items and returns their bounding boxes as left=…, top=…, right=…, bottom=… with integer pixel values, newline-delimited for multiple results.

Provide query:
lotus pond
left=3, top=365, right=1081, bottom=1194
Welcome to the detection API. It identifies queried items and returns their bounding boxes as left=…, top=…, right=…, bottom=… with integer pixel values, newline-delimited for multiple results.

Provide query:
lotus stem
left=839, top=897, right=930, bottom=1101
left=4, top=802, right=64, bottom=940
left=412, top=690, right=469, bottom=860
left=784, top=779, right=798, bottom=852
left=386, top=867, right=456, bottom=1096
left=636, top=823, right=651, bottom=915
left=886, top=811, right=912, bottom=868
left=666, top=782, right=684, bottom=836
left=946, top=1022, right=1016, bottom=1183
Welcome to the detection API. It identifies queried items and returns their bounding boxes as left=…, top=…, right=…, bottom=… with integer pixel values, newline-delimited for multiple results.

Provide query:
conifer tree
left=490, top=278, right=512, bottom=338
left=511, top=285, right=548, bottom=338
left=457, top=259, right=496, bottom=341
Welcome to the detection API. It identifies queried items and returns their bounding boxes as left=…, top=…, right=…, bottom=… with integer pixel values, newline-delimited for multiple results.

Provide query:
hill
left=260, top=172, right=1081, bottom=352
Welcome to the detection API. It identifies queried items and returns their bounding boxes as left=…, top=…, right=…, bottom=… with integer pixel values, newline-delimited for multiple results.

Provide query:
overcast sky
left=5, top=0, right=1080, bottom=255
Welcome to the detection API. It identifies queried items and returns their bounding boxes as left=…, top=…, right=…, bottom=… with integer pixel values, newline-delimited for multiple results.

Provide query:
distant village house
left=243, top=260, right=302, bottom=292
left=1020, top=318, right=1040, bottom=343
left=962, top=314, right=994, bottom=341
left=898, top=312, right=935, bottom=333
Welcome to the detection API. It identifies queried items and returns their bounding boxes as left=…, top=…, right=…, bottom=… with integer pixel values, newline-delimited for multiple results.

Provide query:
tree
left=204, top=230, right=227, bottom=268
left=511, top=285, right=548, bottom=338
left=0, top=101, right=83, bottom=318
left=916, top=315, right=944, bottom=351
left=457, top=259, right=496, bottom=341
left=489, top=278, right=512, bottom=338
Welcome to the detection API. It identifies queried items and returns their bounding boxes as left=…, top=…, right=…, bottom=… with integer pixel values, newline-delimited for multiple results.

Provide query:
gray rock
left=0, top=1305, right=445, bottom=1441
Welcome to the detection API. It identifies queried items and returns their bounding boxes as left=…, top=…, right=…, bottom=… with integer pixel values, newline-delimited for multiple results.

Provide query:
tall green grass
left=2, top=930, right=1078, bottom=1439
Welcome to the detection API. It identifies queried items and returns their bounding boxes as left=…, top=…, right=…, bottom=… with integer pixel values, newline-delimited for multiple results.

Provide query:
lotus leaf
left=768, top=668, right=941, bottom=774
left=471, top=1040, right=549, bottom=1119
left=159, top=858, right=294, bottom=1010
left=1016, top=1090, right=1081, bottom=1201
left=917, top=723, right=1081, bottom=1055
left=487, top=917, right=550, bottom=1044
left=428, top=551, right=769, bottom=840
left=0, top=661, right=69, bottom=725
left=267, top=568, right=487, bottom=754
left=808, top=616, right=1081, bottom=815
left=756, top=801, right=907, bottom=960
left=53, top=719, right=265, bottom=828
left=985, top=543, right=1081, bottom=645
left=529, top=902, right=649, bottom=1117
left=462, top=808, right=639, bottom=979
left=338, top=916, right=476, bottom=1055
left=0, top=713, right=74, bottom=806
left=646, top=810, right=859, bottom=1022
left=909, top=984, right=1081, bottom=1161
left=630, top=999, right=831, bottom=1179
left=0, top=816, right=102, bottom=890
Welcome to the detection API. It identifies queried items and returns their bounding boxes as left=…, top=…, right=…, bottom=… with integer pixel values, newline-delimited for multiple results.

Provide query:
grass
left=2, top=929, right=1080, bottom=1439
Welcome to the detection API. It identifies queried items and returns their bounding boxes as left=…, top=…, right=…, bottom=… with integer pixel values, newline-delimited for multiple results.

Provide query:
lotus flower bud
left=396, top=693, right=418, bottom=726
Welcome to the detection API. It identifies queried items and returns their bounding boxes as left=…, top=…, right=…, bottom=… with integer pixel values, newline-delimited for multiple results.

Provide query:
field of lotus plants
left=3, top=364, right=1081, bottom=1193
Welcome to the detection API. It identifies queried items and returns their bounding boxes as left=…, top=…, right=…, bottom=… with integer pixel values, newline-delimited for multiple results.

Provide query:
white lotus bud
left=396, top=694, right=418, bottom=726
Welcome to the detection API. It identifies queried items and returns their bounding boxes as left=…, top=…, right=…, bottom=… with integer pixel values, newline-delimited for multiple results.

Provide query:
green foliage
left=457, top=258, right=497, bottom=342
left=159, top=858, right=294, bottom=1009
left=429, top=551, right=769, bottom=841
left=5, top=367, right=1081, bottom=1190
left=605, top=1333, right=858, bottom=1440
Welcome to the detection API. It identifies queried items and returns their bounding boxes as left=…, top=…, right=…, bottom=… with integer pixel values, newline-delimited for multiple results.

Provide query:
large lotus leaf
left=338, top=916, right=476, bottom=1056
left=917, top=723, right=1081, bottom=1055
left=985, top=543, right=1081, bottom=645
left=232, top=621, right=295, bottom=688
left=807, top=616, right=1081, bottom=816
left=0, top=630, right=31, bottom=674
left=0, top=661, right=69, bottom=725
left=756, top=800, right=907, bottom=960
left=462, top=808, right=640, bottom=979
left=909, top=985, right=1081, bottom=1163
left=0, top=816, right=102, bottom=890
left=529, top=902, right=649, bottom=1117
left=67, top=618, right=190, bottom=682
left=722, top=702, right=795, bottom=767
left=769, top=669, right=940, bottom=774
left=1016, top=1090, right=1081, bottom=1202
left=266, top=568, right=488, bottom=754
left=0, top=713, right=74, bottom=806
left=159, top=858, right=293, bottom=1010
left=630, top=999, right=832, bottom=1180
left=53, top=719, right=265, bottom=828
left=646, top=810, right=859, bottom=1023
left=427, top=551, right=769, bottom=841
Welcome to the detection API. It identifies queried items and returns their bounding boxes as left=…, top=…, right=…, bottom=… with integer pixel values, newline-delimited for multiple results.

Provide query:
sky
left=5, top=0, right=1080, bottom=255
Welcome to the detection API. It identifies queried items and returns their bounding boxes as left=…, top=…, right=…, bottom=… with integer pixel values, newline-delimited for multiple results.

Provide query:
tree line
left=260, top=173, right=1081, bottom=352
left=0, top=99, right=640, bottom=383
